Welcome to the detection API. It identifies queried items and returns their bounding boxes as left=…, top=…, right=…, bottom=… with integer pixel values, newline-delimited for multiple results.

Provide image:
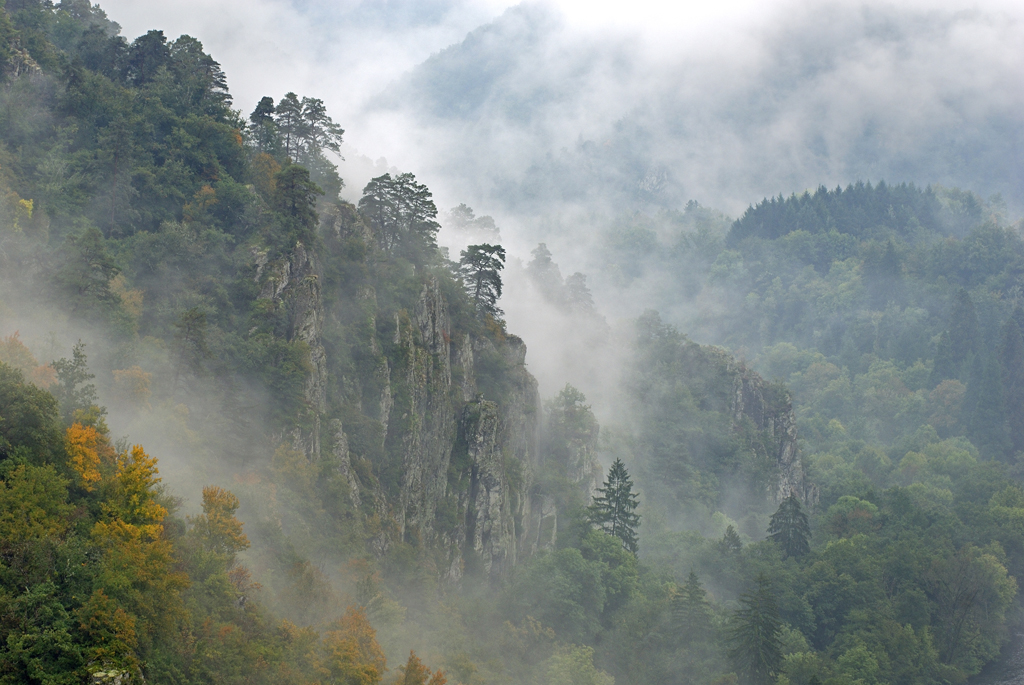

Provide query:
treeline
left=728, top=181, right=989, bottom=244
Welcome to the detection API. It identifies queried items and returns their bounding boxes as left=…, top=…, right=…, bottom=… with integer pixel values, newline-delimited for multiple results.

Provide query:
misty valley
left=1, top=2, right=1024, bottom=685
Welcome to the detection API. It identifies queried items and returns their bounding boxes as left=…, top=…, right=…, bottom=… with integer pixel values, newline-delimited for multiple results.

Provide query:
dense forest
left=1, top=2, right=1024, bottom=685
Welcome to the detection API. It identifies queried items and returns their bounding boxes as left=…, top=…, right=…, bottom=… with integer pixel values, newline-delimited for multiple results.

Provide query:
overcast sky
left=95, top=0, right=1024, bottom=398
left=99, top=0, right=1024, bottom=212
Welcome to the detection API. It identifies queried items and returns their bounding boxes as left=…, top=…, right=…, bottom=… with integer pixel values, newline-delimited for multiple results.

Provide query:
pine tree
left=299, top=96, right=344, bottom=159
left=52, top=341, right=103, bottom=427
left=358, top=173, right=440, bottom=259
left=565, top=272, right=596, bottom=315
left=720, top=525, right=743, bottom=555
left=588, top=458, right=641, bottom=554
left=248, top=96, right=277, bottom=154
left=275, top=92, right=305, bottom=159
left=527, top=243, right=564, bottom=302
left=274, top=164, right=323, bottom=236
left=967, top=353, right=1010, bottom=459
left=999, top=317, right=1024, bottom=456
left=672, top=571, right=713, bottom=646
left=948, top=288, right=979, bottom=378
left=459, top=244, right=506, bottom=320
left=767, top=492, right=811, bottom=558
left=728, top=574, right=783, bottom=685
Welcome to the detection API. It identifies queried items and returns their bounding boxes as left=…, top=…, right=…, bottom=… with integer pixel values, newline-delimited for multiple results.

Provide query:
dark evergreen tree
left=299, top=96, right=344, bottom=159
left=51, top=342, right=103, bottom=426
left=588, top=457, right=641, bottom=554
left=728, top=574, right=783, bottom=685
left=459, top=244, right=506, bottom=320
left=767, top=492, right=811, bottom=558
left=930, top=330, right=956, bottom=386
left=672, top=571, right=713, bottom=646
left=168, top=35, right=231, bottom=114
left=273, top=164, right=322, bottom=236
left=720, top=525, right=743, bottom=555
left=249, top=96, right=278, bottom=154
left=999, top=317, right=1024, bottom=456
left=967, top=353, right=1010, bottom=459
left=358, top=173, right=440, bottom=260
left=53, top=227, right=121, bottom=315
left=564, top=272, right=596, bottom=315
left=948, top=289, right=979, bottom=377
left=526, top=243, right=564, bottom=302
left=275, top=92, right=305, bottom=159
left=125, top=29, right=170, bottom=85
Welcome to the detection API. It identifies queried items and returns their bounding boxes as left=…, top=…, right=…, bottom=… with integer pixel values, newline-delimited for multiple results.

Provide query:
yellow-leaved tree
left=84, top=440, right=187, bottom=661
left=396, top=651, right=447, bottom=685
left=0, top=332, right=56, bottom=387
left=189, top=485, right=250, bottom=558
left=317, top=606, right=388, bottom=685
left=66, top=422, right=114, bottom=491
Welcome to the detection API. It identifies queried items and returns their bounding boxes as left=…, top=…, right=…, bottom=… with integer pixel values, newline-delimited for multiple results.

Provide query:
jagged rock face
left=733, top=366, right=818, bottom=507
left=253, top=242, right=327, bottom=460
left=384, top=283, right=542, bottom=582
left=262, top=240, right=543, bottom=581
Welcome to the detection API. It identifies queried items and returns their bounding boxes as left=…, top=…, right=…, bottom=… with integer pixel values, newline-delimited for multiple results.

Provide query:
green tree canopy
left=358, top=172, right=440, bottom=261
left=728, top=574, right=783, bottom=685
left=587, top=457, right=641, bottom=554
left=767, top=492, right=811, bottom=558
left=459, top=243, right=505, bottom=320
left=673, top=571, right=713, bottom=646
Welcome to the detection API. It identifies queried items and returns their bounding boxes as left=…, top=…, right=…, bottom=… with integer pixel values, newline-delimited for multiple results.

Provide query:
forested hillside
left=2, top=2, right=1024, bottom=685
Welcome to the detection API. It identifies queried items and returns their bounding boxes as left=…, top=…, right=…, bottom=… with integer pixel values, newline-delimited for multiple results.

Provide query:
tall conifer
left=673, top=571, right=713, bottom=646
left=728, top=574, right=782, bottom=685
left=767, top=493, right=811, bottom=558
left=966, top=353, right=1010, bottom=459
left=588, top=458, right=641, bottom=554
left=948, top=289, right=979, bottom=378
left=1000, top=317, right=1024, bottom=455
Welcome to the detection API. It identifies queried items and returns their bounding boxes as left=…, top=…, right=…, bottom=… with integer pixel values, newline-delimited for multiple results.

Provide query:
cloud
left=97, top=0, right=1024, bottom=399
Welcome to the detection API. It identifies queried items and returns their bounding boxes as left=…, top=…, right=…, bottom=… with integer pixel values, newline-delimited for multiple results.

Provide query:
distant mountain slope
left=365, top=2, right=1024, bottom=223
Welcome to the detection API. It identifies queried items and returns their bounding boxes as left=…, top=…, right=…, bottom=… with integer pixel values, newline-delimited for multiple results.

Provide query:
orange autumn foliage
left=251, top=153, right=281, bottom=197
left=66, top=422, right=115, bottom=491
left=76, top=588, right=140, bottom=671
left=190, top=485, right=250, bottom=556
left=317, top=606, right=387, bottom=685
left=109, top=444, right=167, bottom=527
left=90, top=518, right=188, bottom=646
left=0, top=331, right=56, bottom=388
left=396, top=651, right=447, bottom=685
left=112, top=365, right=152, bottom=408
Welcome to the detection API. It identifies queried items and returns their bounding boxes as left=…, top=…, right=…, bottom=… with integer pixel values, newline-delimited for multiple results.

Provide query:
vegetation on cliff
left=1, top=2, right=1024, bottom=685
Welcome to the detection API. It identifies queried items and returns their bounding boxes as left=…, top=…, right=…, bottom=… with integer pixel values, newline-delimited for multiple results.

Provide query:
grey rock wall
left=262, top=240, right=543, bottom=582
left=733, top=366, right=818, bottom=507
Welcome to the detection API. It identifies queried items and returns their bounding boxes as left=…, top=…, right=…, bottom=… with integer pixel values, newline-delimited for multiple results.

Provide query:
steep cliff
left=258, top=225, right=542, bottom=582
left=626, top=312, right=816, bottom=522
left=732, top=365, right=817, bottom=506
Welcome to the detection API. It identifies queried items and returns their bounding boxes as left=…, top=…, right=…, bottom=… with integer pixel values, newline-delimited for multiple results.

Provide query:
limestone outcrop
left=732, top=365, right=817, bottom=507
left=260, top=238, right=541, bottom=582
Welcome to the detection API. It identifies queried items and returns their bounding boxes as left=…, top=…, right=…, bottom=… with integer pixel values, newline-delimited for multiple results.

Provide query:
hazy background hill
left=360, top=1, right=1024, bottom=225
